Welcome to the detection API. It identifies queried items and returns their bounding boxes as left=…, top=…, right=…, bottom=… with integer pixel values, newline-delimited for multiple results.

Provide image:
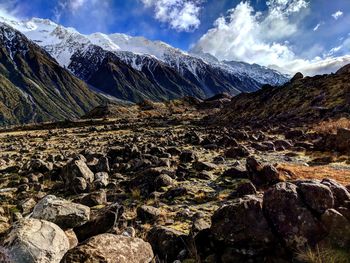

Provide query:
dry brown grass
left=278, top=163, right=350, bottom=185
left=313, top=117, right=350, bottom=134
left=296, top=246, right=350, bottom=263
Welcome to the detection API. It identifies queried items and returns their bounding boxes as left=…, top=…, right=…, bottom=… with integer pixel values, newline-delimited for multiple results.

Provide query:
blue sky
left=1, top=0, right=350, bottom=75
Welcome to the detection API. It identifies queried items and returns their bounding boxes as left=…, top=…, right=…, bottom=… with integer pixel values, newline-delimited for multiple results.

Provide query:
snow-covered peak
left=0, top=14, right=289, bottom=85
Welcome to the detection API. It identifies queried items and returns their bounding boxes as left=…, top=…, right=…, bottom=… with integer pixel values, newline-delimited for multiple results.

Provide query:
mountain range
left=0, top=15, right=289, bottom=124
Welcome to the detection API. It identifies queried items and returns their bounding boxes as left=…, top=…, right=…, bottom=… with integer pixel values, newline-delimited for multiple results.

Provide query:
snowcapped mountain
left=0, top=22, right=104, bottom=125
left=0, top=15, right=289, bottom=102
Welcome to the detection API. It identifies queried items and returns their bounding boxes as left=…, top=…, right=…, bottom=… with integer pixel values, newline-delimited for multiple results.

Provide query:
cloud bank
left=192, top=0, right=350, bottom=76
left=141, top=0, right=202, bottom=32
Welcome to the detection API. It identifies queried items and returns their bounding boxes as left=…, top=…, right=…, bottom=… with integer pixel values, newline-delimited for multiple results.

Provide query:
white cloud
left=70, top=0, right=86, bottom=11
left=52, top=0, right=112, bottom=32
left=192, top=1, right=350, bottom=76
left=313, top=23, right=321, bottom=31
left=141, top=0, right=202, bottom=31
left=0, top=0, right=21, bottom=18
left=54, top=0, right=89, bottom=22
left=332, top=10, right=343, bottom=20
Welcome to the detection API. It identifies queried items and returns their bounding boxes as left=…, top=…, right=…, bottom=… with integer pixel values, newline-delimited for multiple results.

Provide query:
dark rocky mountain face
left=69, top=46, right=202, bottom=102
left=68, top=46, right=262, bottom=102
left=0, top=24, right=105, bottom=125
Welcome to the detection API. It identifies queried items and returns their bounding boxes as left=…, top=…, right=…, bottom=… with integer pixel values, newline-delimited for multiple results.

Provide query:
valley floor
left=0, top=114, right=350, bottom=262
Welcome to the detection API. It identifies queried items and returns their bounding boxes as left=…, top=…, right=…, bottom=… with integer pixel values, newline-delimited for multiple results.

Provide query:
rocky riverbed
left=0, top=116, right=350, bottom=262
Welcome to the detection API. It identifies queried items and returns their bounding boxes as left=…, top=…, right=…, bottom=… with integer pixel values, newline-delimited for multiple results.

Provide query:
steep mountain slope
left=0, top=16, right=289, bottom=102
left=0, top=23, right=104, bottom=125
left=215, top=66, right=350, bottom=126
left=69, top=46, right=204, bottom=101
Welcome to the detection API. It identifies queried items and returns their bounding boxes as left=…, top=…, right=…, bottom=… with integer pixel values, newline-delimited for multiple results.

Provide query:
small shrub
left=314, top=118, right=350, bottom=134
left=297, top=246, right=350, bottom=263
left=130, top=188, right=141, bottom=200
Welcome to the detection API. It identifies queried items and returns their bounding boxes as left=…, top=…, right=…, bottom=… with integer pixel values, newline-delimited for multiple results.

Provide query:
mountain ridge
left=0, top=22, right=105, bottom=125
left=213, top=67, right=350, bottom=126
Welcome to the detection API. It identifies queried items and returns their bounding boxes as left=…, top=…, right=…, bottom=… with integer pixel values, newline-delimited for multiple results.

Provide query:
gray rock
left=154, top=174, right=174, bottom=190
left=137, top=205, right=161, bottom=223
left=31, top=195, right=90, bottom=229
left=321, top=209, right=350, bottom=248
left=3, top=218, right=69, bottom=263
left=321, top=178, right=350, bottom=207
left=297, top=181, right=334, bottom=214
left=94, top=172, right=109, bottom=188
left=229, top=181, right=257, bottom=199
left=180, top=150, right=198, bottom=163
left=263, top=182, right=325, bottom=250
left=147, top=226, right=185, bottom=262
left=61, top=158, right=94, bottom=193
left=61, top=233, right=154, bottom=263
left=211, top=195, right=275, bottom=253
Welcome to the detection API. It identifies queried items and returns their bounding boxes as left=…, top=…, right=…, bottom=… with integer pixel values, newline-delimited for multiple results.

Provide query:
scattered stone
left=180, top=151, right=198, bottom=163
left=263, top=182, right=325, bottom=250
left=61, top=158, right=94, bottom=193
left=74, top=204, right=123, bottom=242
left=147, top=226, right=185, bottom=262
left=62, top=234, right=154, bottom=263
left=80, top=191, right=107, bottom=207
left=296, top=180, right=334, bottom=214
left=3, top=218, right=70, bottom=263
left=229, top=181, right=257, bottom=199
left=193, top=161, right=217, bottom=171
left=321, top=178, right=350, bottom=207
left=137, top=205, right=161, bottom=223
left=212, top=195, right=275, bottom=254
left=31, top=195, right=90, bottom=229
left=225, top=145, right=250, bottom=158
left=154, top=174, right=174, bottom=190
left=321, top=209, right=350, bottom=248
left=94, top=172, right=109, bottom=188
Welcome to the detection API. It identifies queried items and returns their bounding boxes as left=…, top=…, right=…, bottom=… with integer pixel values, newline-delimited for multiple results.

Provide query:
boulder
left=31, top=195, right=90, bottom=229
left=180, top=151, right=198, bottom=163
left=193, top=161, right=217, bottom=171
left=225, top=145, right=250, bottom=158
left=211, top=195, right=275, bottom=253
left=147, top=226, right=185, bottom=262
left=65, top=229, right=79, bottom=249
left=154, top=174, right=174, bottom=190
left=263, top=182, right=325, bottom=250
left=28, top=159, right=53, bottom=173
left=94, top=172, right=109, bottom=188
left=74, top=203, right=123, bottom=242
left=137, top=205, right=161, bottom=223
left=246, top=157, right=281, bottom=186
left=96, top=156, right=110, bottom=173
left=321, top=178, right=350, bottom=207
left=79, top=191, right=107, bottom=207
left=61, top=234, right=154, bottom=263
left=222, top=167, right=248, bottom=178
left=296, top=181, right=334, bottom=214
left=246, top=156, right=263, bottom=175
left=321, top=209, right=350, bottom=248
left=229, top=181, right=257, bottom=199
left=3, top=218, right=69, bottom=263
left=61, top=158, right=94, bottom=193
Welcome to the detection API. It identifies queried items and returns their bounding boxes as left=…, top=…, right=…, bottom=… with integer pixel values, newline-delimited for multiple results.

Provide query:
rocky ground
left=0, top=108, right=350, bottom=262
